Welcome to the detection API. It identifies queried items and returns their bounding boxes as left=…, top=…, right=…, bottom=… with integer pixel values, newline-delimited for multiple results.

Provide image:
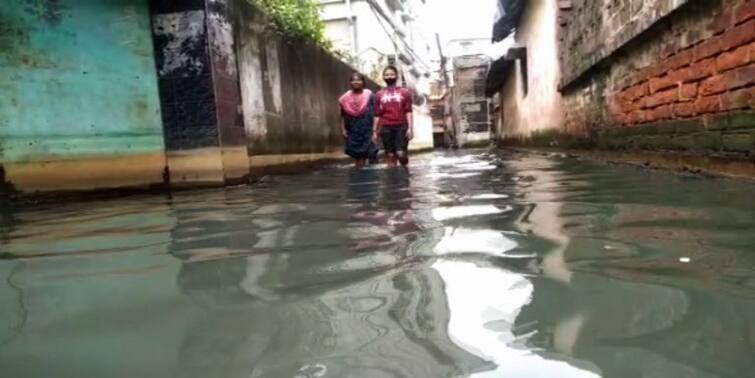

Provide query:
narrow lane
left=1, top=150, right=754, bottom=377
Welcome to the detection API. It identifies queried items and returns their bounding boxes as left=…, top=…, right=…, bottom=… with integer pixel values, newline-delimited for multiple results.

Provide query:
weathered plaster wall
left=0, top=0, right=402, bottom=196
left=496, top=0, right=562, bottom=140
left=234, top=2, right=379, bottom=169
left=0, top=0, right=166, bottom=192
left=150, top=0, right=249, bottom=187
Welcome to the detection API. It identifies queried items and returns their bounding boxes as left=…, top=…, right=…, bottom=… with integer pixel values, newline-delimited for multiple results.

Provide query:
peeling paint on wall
left=208, top=10, right=237, bottom=76
left=152, top=11, right=206, bottom=77
left=265, top=40, right=283, bottom=115
left=0, top=0, right=164, bottom=165
left=238, top=32, right=268, bottom=140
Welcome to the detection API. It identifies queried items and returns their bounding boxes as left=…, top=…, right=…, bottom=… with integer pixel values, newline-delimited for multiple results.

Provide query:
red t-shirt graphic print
left=375, top=87, right=412, bottom=126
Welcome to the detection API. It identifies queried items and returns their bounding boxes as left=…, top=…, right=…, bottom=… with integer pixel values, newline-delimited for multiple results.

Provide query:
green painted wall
left=0, top=0, right=164, bottom=163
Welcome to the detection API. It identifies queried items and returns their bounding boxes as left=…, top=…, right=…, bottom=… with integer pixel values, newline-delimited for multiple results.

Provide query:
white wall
left=498, top=0, right=562, bottom=139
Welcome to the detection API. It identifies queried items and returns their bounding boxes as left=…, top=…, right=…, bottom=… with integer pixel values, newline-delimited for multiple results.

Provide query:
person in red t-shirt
left=372, top=66, right=413, bottom=167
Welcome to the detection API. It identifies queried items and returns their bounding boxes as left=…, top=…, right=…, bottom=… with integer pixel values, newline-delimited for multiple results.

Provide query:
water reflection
left=167, top=166, right=487, bottom=377
left=434, top=260, right=601, bottom=377
left=1, top=151, right=754, bottom=377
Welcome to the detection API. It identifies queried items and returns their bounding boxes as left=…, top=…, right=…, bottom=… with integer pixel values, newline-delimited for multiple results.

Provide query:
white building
left=319, top=0, right=439, bottom=150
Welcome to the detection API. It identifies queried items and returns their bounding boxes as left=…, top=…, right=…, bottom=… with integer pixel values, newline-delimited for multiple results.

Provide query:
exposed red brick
left=674, top=102, right=696, bottom=117
left=727, top=63, right=755, bottom=90
left=701, top=75, right=729, bottom=96
left=693, top=36, right=724, bottom=62
left=646, top=65, right=667, bottom=81
left=636, top=67, right=655, bottom=82
left=633, top=82, right=649, bottom=99
left=721, top=19, right=755, bottom=51
left=644, top=109, right=657, bottom=123
left=617, top=99, right=639, bottom=113
left=735, top=1, right=755, bottom=25
left=662, top=40, right=681, bottom=59
left=680, top=83, right=699, bottom=100
left=614, top=113, right=627, bottom=125
left=717, top=44, right=751, bottom=71
left=721, top=86, right=755, bottom=110
left=631, top=110, right=649, bottom=124
left=646, top=88, right=679, bottom=108
left=667, top=49, right=693, bottom=70
left=694, top=96, right=722, bottom=114
left=711, top=9, right=734, bottom=34
left=616, top=91, right=630, bottom=104
left=649, top=75, right=677, bottom=93
left=621, top=82, right=648, bottom=102
left=654, top=105, right=673, bottom=120
left=678, top=58, right=717, bottom=83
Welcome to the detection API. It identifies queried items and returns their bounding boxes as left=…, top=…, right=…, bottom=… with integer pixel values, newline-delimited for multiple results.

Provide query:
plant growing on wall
left=249, top=0, right=333, bottom=51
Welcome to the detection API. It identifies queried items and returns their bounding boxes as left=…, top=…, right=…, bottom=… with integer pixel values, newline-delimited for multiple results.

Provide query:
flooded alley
left=1, top=150, right=754, bottom=378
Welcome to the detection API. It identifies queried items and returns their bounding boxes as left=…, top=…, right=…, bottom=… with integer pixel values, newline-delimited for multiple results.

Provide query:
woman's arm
left=372, top=93, right=382, bottom=143
left=341, top=116, right=348, bottom=139
left=405, top=91, right=414, bottom=140
left=406, top=112, right=414, bottom=140
left=372, top=116, right=381, bottom=143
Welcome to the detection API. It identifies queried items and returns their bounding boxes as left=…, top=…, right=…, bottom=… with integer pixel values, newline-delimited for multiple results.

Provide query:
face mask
left=384, top=78, right=397, bottom=86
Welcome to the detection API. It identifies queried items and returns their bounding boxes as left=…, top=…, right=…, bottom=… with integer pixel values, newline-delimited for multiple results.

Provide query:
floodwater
left=1, top=150, right=754, bottom=378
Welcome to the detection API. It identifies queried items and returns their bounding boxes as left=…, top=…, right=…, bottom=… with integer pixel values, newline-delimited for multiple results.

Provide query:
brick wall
left=559, top=0, right=689, bottom=88
left=559, top=0, right=755, bottom=156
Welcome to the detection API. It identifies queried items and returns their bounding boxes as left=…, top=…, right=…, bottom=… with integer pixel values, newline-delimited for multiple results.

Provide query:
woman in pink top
left=372, top=66, right=414, bottom=167
left=339, top=72, right=376, bottom=168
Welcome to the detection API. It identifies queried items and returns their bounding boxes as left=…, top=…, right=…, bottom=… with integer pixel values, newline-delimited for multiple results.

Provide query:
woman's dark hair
left=383, top=65, right=399, bottom=75
left=349, top=72, right=366, bottom=83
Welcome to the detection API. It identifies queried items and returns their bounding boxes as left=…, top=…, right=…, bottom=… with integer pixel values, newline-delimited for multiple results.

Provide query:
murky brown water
left=1, top=150, right=754, bottom=378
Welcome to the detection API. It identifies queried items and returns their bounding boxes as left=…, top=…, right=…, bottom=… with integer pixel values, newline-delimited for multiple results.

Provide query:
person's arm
left=406, top=112, right=414, bottom=140
left=373, top=116, right=381, bottom=143
left=405, top=90, right=414, bottom=140
left=372, top=92, right=382, bottom=143
left=341, top=114, right=348, bottom=139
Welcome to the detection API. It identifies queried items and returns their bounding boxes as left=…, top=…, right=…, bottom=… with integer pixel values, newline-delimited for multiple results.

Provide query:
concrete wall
left=150, top=0, right=249, bottom=187
left=496, top=0, right=562, bottom=140
left=235, top=2, right=366, bottom=170
left=0, top=0, right=166, bottom=192
left=0, top=0, right=427, bottom=196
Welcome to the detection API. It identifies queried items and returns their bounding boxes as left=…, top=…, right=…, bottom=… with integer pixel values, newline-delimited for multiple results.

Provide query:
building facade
left=486, top=0, right=755, bottom=176
left=453, top=55, right=492, bottom=147
left=319, top=0, right=439, bottom=150
left=486, top=0, right=562, bottom=141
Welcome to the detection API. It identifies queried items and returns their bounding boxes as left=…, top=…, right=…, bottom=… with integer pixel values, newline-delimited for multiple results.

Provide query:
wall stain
left=0, top=164, right=18, bottom=195
left=0, top=10, right=56, bottom=69
left=131, top=100, right=152, bottom=128
left=23, top=0, right=68, bottom=26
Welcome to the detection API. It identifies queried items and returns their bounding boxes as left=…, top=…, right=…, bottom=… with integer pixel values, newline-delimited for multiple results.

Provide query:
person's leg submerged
left=396, top=125, right=409, bottom=167
left=381, top=127, right=398, bottom=167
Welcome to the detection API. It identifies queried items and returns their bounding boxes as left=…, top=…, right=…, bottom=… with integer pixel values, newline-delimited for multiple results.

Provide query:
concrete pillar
left=150, top=0, right=249, bottom=188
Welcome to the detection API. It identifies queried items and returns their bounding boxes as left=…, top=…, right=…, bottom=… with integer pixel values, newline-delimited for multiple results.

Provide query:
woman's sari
left=339, top=89, right=377, bottom=160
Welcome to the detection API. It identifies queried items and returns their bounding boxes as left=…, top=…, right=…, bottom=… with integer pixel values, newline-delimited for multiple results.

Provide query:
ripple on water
left=1, top=151, right=755, bottom=377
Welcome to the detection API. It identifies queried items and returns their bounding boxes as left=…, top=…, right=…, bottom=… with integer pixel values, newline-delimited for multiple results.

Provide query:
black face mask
left=384, top=78, right=397, bottom=86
